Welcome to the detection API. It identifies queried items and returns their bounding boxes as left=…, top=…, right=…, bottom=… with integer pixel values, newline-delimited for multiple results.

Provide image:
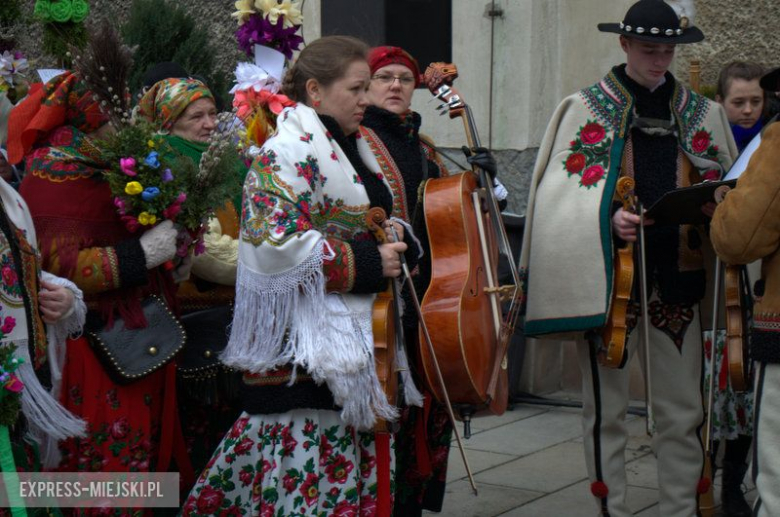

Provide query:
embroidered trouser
left=577, top=306, right=705, bottom=517
left=752, top=362, right=780, bottom=517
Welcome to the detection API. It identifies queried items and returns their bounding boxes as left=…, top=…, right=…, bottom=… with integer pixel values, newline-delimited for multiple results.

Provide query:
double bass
left=418, top=63, right=522, bottom=422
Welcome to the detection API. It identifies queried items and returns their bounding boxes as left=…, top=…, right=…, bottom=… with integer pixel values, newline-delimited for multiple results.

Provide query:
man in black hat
left=518, top=1, right=738, bottom=516
left=711, top=66, right=780, bottom=517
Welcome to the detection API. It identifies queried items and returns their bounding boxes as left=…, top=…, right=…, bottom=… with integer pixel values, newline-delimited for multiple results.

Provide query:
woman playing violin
left=182, top=36, right=422, bottom=516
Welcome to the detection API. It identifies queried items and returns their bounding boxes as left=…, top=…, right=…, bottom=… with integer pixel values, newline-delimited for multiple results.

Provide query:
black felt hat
left=760, top=67, right=780, bottom=92
left=598, top=0, right=704, bottom=44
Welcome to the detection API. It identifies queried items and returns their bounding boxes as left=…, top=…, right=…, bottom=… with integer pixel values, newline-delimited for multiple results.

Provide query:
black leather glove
left=463, top=146, right=497, bottom=180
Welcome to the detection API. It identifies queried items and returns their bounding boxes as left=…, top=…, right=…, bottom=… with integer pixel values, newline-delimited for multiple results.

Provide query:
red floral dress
left=182, top=409, right=393, bottom=516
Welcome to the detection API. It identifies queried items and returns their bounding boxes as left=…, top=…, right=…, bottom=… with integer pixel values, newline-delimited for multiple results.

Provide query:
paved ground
left=425, top=392, right=756, bottom=517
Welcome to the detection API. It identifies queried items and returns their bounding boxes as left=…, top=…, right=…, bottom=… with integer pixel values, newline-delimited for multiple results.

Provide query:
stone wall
left=676, top=0, right=780, bottom=89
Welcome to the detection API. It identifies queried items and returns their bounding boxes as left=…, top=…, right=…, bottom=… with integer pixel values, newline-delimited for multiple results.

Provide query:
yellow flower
left=260, top=0, right=303, bottom=28
left=138, top=212, right=157, bottom=226
left=147, top=139, right=156, bottom=148
left=232, top=0, right=256, bottom=25
left=124, top=181, right=143, bottom=195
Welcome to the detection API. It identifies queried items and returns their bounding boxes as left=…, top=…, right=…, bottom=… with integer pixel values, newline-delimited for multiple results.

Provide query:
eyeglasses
left=371, top=74, right=416, bottom=86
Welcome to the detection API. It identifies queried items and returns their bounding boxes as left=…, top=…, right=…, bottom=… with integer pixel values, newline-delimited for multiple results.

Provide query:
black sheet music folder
left=642, top=179, right=737, bottom=226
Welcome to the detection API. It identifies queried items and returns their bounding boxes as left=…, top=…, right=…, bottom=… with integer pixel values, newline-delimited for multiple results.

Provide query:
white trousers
left=577, top=307, right=705, bottom=517
left=753, top=362, right=780, bottom=517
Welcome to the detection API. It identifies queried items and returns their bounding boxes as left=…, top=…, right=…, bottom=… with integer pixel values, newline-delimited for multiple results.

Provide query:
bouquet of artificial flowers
left=100, top=124, right=188, bottom=234
left=233, top=0, right=304, bottom=60
left=231, top=0, right=302, bottom=155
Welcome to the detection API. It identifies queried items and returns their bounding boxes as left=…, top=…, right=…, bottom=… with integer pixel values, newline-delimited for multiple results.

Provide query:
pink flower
left=176, top=192, right=188, bottom=204
left=4, top=374, right=23, bottom=393
left=1, top=316, right=16, bottom=335
left=234, top=437, right=254, bottom=455
left=162, top=203, right=182, bottom=220
left=580, top=122, right=606, bottom=145
left=113, top=197, right=127, bottom=215
left=581, top=165, right=605, bottom=187
left=195, top=486, right=225, bottom=515
left=692, top=130, right=711, bottom=154
left=2, top=266, right=17, bottom=287
left=325, top=455, right=354, bottom=484
left=120, top=158, right=137, bottom=177
left=299, top=472, right=319, bottom=506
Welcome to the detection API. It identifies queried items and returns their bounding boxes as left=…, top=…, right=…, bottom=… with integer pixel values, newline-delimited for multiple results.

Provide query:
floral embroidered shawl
left=222, top=104, right=398, bottom=430
left=519, top=70, right=739, bottom=338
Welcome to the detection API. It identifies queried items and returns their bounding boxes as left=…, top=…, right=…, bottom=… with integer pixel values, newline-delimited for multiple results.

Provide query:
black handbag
left=87, top=295, right=186, bottom=385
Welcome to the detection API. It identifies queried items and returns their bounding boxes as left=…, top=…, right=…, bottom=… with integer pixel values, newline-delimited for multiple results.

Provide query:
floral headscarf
left=137, top=78, right=214, bottom=132
left=6, top=71, right=108, bottom=164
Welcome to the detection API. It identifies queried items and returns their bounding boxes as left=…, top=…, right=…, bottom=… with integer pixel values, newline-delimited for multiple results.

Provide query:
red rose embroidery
left=565, top=153, right=586, bottom=174
left=234, top=437, right=254, bottom=455
left=109, top=418, right=129, bottom=439
left=229, top=417, right=248, bottom=439
left=359, top=495, right=378, bottom=517
left=281, top=426, right=298, bottom=456
left=239, top=468, right=253, bottom=487
left=333, top=500, right=359, bottom=517
left=359, top=447, right=376, bottom=479
left=692, top=130, right=711, bottom=154
left=195, top=486, right=225, bottom=515
left=219, top=507, right=242, bottom=517
left=299, top=472, right=320, bottom=506
left=326, top=455, right=354, bottom=484
left=259, top=503, right=275, bottom=517
left=581, top=165, right=605, bottom=187
left=282, top=472, right=298, bottom=493
left=581, top=123, right=606, bottom=145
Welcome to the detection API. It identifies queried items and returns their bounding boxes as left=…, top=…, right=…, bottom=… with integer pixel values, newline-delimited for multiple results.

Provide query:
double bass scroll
left=419, top=62, right=522, bottom=417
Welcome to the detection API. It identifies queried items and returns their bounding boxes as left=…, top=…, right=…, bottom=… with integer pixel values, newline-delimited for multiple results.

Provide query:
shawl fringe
left=222, top=244, right=398, bottom=429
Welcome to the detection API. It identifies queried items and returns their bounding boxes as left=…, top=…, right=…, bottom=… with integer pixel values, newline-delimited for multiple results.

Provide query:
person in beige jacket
left=710, top=66, right=780, bottom=517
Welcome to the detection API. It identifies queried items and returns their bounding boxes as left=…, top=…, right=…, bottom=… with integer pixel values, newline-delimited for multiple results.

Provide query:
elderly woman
left=183, top=35, right=422, bottom=516
left=360, top=45, right=471, bottom=517
left=137, top=76, right=245, bottom=481
left=11, top=71, right=188, bottom=477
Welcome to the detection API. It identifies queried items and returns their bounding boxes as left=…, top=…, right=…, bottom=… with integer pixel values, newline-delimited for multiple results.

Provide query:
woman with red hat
left=360, top=45, right=505, bottom=516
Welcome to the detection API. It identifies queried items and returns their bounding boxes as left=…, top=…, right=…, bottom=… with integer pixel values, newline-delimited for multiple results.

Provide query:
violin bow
left=637, top=205, right=655, bottom=437
left=388, top=225, right=479, bottom=495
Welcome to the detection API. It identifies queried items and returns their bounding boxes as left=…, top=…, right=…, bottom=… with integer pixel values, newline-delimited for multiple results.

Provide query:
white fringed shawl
left=222, top=104, right=419, bottom=430
left=0, top=178, right=87, bottom=463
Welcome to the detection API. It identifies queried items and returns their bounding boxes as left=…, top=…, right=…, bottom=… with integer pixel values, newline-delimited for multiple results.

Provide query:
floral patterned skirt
left=182, top=409, right=394, bottom=516
left=703, top=330, right=754, bottom=440
left=56, top=336, right=169, bottom=473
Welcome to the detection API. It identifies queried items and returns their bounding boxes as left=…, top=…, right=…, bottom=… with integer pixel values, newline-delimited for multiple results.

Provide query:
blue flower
left=141, top=187, right=161, bottom=202
left=161, top=168, right=174, bottom=183
left=144, top=151, right=161, bottom=169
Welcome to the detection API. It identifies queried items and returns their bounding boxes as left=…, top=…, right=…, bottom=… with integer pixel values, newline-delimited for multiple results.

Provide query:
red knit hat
left=367, top=46, right=421, bottom=88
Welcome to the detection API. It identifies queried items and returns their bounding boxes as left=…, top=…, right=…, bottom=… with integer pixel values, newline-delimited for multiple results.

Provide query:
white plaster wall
left=408, top=0, right=635, bottom=150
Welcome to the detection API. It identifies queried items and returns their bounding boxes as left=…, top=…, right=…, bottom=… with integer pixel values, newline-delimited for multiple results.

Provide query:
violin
left=724, top=266, right=750, bottom=391
left=599, top=177, right=637, bottom=368
left=364, top=207, right=400, bottom=432
left=419, top=62, right=522, bottom=418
